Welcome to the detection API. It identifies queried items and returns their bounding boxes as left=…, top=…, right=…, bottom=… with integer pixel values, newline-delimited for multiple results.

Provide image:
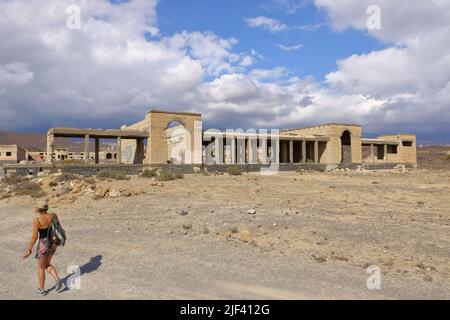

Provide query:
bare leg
left=37, top=258, right=46, bottom=289
left=45, top=252, right=59, bottom=281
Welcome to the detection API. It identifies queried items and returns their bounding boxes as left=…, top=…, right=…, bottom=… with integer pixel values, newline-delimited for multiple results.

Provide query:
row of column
left=206, top=137, right=321, bottom=164
left=285, top=140, right=319, bottom=164
left=84, top=135, right=123, bottom=164
left=47, top=134, right=125, bottom=164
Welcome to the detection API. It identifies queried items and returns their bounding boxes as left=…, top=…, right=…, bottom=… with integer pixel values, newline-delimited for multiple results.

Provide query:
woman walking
left=23, top=199, right=64, bottom=295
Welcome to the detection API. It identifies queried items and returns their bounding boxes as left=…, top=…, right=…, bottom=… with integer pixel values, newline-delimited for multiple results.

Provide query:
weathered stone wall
left=284, top=124, right=362, bottom=164
left=378, top=134, right=417, bottom=164
left=7, top=161, right=417, bottom=177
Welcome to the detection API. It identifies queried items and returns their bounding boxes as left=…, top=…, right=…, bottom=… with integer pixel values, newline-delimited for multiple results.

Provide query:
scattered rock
left=108, top=189, right=120, bottom=198
left=53, top=185, right=72, bottom=197
left=180, top=210, right=189, bottom=216
left=193, top=167, right=202, bottom=174
left=247, top=209, right=257, bottom=215
left=423, top=275, right=433, bottom=282
left=182, top=223, right=192, bottom=230
left=333, top=255, right=349, bottom=262
left=239, top=230, right=253, bottom=242
left=41, top=178, right=57, bottom=188
left=94, top=186, right=110, bottom=199
left=121, top=190, right=133, bottom=197
left=311, top=254, right=327, bottom=263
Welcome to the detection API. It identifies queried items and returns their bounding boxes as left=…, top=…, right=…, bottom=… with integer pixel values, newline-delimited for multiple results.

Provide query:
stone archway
left=341, top=130, right=352, bottom=163
left=146, top=110, right=202, bottom=164
left=166, top=120, right=187, bottom=164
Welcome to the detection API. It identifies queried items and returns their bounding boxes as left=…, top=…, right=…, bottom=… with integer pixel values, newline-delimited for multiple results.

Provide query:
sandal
left=35, top=288, right=47, bottom=296
left=55, top=278, right=64, bottom=292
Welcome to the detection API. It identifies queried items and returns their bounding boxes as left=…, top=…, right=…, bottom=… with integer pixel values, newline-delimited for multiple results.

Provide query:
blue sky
left=1, top=0, right=450, bottom=144
left=157, top=0, right=386, bottom=81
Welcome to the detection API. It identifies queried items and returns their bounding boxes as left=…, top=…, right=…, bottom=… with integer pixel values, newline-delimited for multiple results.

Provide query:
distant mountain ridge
left=0, top=130, right=116, bottom=152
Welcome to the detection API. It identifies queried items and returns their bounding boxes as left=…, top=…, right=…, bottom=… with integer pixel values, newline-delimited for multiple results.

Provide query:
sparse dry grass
left=227, top=165, right=242, bottom=176
left=140, top=169, right=158, bottom=178
left=97, top=169, right=129, bottom=181
left=13, top=181, right=46, bottom=198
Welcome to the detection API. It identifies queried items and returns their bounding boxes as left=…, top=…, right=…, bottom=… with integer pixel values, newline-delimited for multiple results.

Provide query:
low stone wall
left=4, top=162, right=417, bottom=177
left=8, top=164, right=144, bottom=176
left=361, top=163, right=417, bottom=170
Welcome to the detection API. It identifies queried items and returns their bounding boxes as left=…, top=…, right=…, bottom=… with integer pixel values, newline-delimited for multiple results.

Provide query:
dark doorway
left=341, top=130, right=352, bottom=164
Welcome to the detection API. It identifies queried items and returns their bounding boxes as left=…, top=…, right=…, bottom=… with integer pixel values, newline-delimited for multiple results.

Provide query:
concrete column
left=260, top=136, right=268, bottom=164
left=84, top=135, right=90, bottom=164
left=248, top=136, right=257, bottom=164
left=117, top=137, right=122, bottom=164
left=384, top=143, right=388, bottom=162
left=193, top=120, right=203, bottom=165
left=46, top=133, right=54, bottom=164
left=301, top=140, right=306, bottom=163
left=370, top=144, right=375, bottom=163
left=230, top=136, right=236, bottom=164
left=214, top=136, right=223, bottom=164
left=139, top=138, right=145, bottom=164
left=314, top=140, right=319, bottom=164
left=289, top=140, right=294, bottom=164
left=236, top=136, right=245, bottom=164
left=273, top=136, right=280, bottom=164
left=134, top=138, right=144, bottom=164
left=94, top=138, right=100, bottom=164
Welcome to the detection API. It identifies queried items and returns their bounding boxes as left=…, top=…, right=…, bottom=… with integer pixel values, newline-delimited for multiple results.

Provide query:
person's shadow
left=49, top=255, right=102, bottom=294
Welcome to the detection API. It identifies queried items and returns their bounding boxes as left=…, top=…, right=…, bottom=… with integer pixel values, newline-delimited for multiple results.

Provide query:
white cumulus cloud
left=245, top=16, right=289, bottom=33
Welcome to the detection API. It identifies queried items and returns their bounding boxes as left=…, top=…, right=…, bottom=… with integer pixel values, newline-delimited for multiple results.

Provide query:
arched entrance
left=166, top=120, right=187, bottom=164
left=106, top=153, right=112, bottom=159
left=341, top=130, right=352, bottom=163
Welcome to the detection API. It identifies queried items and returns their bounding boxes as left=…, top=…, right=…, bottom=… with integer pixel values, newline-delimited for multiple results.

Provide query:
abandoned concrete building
left=0, top=145, right=26, bottom=164
left=41, top=110, right=417, bottom=169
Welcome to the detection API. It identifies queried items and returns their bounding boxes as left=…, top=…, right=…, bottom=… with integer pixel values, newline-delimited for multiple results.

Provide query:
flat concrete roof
left=148, top=109, right=202, bottom=117
left=361, top=139, right=399, bottom=145
left=283, top=123, right=362, bottom=132
left=203, top=131, right=329, bottom=142
left=378, top=134, right=416, bottom=138
left=48, top=128, right=149, bottom=139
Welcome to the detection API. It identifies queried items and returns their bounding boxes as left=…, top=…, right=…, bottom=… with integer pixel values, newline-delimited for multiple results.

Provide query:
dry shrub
left=158, top=171, right=175, bottom=181
left=227, top=165, right=242, bottom=176
left=140, top=169, right=158, bottom=178
left=97, top=169, right=128, bottom=180
left=2, top=175, right=26, bottom=185
left=13, top=181, right=46, bottom=198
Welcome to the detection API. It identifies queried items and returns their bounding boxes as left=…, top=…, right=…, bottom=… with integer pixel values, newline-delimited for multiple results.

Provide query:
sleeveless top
left=36, top=215, right=51, bottom=239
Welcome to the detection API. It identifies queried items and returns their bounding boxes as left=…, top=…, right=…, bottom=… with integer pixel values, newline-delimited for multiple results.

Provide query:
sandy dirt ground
left=0, top=167, right=449, bottom=300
